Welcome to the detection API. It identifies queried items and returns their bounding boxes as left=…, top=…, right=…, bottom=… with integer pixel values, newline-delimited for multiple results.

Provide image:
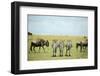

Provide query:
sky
left=28, top=15, right=88, bottom=36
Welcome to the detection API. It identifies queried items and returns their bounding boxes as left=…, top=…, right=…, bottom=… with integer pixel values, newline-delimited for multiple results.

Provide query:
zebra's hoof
left=61, top=55, right=63, bottom=57
left=52, top=55, right=56, bottom=57
left=60, top=55, right=63, bottom=57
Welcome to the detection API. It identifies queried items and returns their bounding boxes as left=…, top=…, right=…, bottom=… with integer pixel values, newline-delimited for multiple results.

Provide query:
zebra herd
left=52, top=40, right=72, bottom=57
left=30, top=39, right=88, bottom=57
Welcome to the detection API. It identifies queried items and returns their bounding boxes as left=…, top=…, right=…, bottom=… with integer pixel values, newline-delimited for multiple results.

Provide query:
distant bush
left=28, top=32, right=32, bottom=35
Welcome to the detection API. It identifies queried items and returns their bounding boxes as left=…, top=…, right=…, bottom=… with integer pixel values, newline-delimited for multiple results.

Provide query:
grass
left=28, top=35, right=88, bottom=61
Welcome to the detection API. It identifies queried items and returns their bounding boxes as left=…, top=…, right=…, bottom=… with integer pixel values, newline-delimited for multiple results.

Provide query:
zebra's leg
left=69, top=49, right=71, bottom=56
left=59, top=48, right=63, bottom=57
left=60, top=49, right=62, bottom=56
left=62, top=50, right=63, bottom=56
left=52, top=48, right=55, bottom=57
left=54, top=48, right=57, bottom=57
left=59, top=49, right=61, bottom=57
left=67, top=50, right=69, bottom=56
left=61, top=50, right=63, bottom=57
left=65, top=48, right=68, bottom=56
left=52, top=49, right=54, bottom=57
left=61, top=49, right=63, bottom=57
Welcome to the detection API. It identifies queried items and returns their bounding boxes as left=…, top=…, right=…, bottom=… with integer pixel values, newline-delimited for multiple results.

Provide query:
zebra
left=65, top=40, right=72, bottom=56
left=52, top=40, right=64, bottom=57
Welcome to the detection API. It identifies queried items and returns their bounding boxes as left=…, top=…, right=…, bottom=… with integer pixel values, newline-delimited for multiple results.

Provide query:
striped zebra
left=65, top=40, right=72, bottom=56
left=52, top=40, right=64, bottom=57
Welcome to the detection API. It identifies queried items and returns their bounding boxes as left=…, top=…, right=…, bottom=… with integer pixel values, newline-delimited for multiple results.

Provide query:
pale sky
left=28, top=15, right=88, bottom=36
